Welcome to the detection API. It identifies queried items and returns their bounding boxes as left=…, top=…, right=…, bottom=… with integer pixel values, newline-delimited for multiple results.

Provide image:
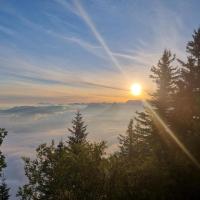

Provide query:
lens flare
left=143, top=100, right=200, bottom=169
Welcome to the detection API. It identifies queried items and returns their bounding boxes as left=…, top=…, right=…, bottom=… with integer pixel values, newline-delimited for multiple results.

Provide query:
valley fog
left=0, top=101, right=142, bottom=199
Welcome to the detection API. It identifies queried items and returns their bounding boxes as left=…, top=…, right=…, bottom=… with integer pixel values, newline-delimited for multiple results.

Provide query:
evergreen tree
left=0, top=129, right=9, bottom=199
left=18, top=141, right=107, bottom=200
left=18, top=113, right=107, bottom=200
left=108, top=114, right=173, bottom=200
left=119, top=119, right=135, bottom=158
left=0, top=129, right=7, bottom=175
left=150, top=49, right=179, bottom=118
left=175, top=28, right=200, bottom=140
left=135, top=50, right=179, bottom=161
left=170, top=29, right=200, bottom=198
left=17, top=141, right=66, bottom=200
left=118, top=119, right=146, bottom=161
left=68, top=111, right=88, bottom=146
left=116, top=49, right=181, bottom=199
left=0, top=175, right=10, bottom=200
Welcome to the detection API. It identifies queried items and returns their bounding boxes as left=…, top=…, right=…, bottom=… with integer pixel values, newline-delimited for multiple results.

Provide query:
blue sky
left=0, top=0, right=200, bottom=105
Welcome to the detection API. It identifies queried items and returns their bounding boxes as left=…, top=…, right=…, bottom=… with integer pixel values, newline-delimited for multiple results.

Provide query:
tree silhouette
left=68, top=111, right=88, bottom=146
left=0, top=175, right=10, bottom=200
left=0, top=129, right=7, bottom=175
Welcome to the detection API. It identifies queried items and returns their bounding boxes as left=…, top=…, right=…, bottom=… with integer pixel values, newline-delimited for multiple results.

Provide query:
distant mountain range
left=0, top=100, right=142, bottom=117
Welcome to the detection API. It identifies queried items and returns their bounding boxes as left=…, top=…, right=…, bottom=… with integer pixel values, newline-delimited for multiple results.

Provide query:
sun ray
left=143, top=100, right=200, bottom=169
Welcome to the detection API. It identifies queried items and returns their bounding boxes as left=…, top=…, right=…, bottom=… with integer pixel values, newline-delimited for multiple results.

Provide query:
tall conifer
left=68, top=111, right=88, bottom=146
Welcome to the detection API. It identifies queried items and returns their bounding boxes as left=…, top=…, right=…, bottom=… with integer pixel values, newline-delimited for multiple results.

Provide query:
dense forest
left=1, top=28, right=200, bottom=199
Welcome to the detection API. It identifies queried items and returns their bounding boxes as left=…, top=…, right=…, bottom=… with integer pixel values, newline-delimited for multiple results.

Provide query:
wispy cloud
left=50, top=32, right=107, bottom=59
left=81, top=81, right=128, bottom=92
left=62, top=36, right=100, bottom=50
left=54, top=0, right=162, bottom=80
left=112, top=52, right=136, bottom=61
left=0, top=1, right=147, bottom=71
left=54, top=0, right=80, bottom=16
left=0, top=45, right=131, bottom=105
left=0, top=24, right=14, bottom=35
left=14, top=12, right=108, bottom=61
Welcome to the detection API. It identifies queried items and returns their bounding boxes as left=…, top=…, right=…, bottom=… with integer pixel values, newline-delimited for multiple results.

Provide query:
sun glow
left=131, top=83, right=142, bottom=96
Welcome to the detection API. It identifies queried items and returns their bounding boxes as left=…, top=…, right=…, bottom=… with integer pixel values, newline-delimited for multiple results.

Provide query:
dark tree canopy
left=0, top=176, right=10, bottom=200
left=17, top=114, right=107, bottom=200
left=173, top=28, right=200, bottom=163
left=0, top=129, right=9, bottom=199
left=119, top=119, right=135, bottom=158
left=186, top=28, right=200, bottom=63
left=0, top=128, right=7, bottom=175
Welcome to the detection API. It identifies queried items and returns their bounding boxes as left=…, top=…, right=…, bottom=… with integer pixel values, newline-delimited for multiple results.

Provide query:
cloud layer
left=1, top=102, right=143, bottom=199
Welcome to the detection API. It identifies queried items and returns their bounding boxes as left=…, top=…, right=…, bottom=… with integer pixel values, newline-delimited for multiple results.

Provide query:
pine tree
left=174, top=28, right=200, bottom=160
left=18, top=113, right=107, bottom=200
left=119, top=50, right=181, bottom=199
left=68, top=111, right=88, bottom=146
left=0, top=129, right=7, bottom=175
left=0, top=129, right=9, bottom=199
left=150, top=49, right=179, bottom=118
left=134, top=50, right=179, bottom=160
left=17, top=141, right=71, bottom=200
left=176, top=28, right=200, bottom=132
left=0, top=176, right=10, bottom=200
left=148, top=50, right=179, bottom=160
left=119, top=119, right=145, bottom=160
left=119, top=119, right=135, bottom=158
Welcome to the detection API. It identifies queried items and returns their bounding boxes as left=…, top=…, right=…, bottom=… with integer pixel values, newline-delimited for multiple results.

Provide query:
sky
left=0, top=0, right=200, bottom=106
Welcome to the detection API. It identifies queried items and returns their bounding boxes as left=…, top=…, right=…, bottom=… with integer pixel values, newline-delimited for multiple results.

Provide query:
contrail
left=74, top=0, right=127, bottom=77
left=81, top=81, right=129, bottom=91
left=143, top=100, right=200, bottom=169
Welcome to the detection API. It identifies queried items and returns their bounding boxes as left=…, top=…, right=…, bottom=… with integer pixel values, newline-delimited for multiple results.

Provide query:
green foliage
left=114, top=46, right=200, bottom=199
left=0, top=128, right=7, bottom=175
left=134, top=50, right=178, bottom=163
left=0, top=129, right=9, bottom=199
left=173, top=28, right=200, bottom=160
left=119, top=119, right=136, bottom=158
left=150, top=49, right=179, bottom=117
left=17, top=114, right=107, bottom=200
left=0, top=176, right=10, bottom=200
left=68, top=111, right=88, bottom=146
left=175, top=28, right=200, bottom=126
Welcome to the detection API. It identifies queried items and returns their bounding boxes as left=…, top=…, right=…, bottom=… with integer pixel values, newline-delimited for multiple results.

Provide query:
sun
left=130, top=83, right=142, bottom=96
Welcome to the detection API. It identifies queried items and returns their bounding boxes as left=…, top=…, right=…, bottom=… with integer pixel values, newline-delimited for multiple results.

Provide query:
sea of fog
left=0, top=101, right=143, bottom=199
